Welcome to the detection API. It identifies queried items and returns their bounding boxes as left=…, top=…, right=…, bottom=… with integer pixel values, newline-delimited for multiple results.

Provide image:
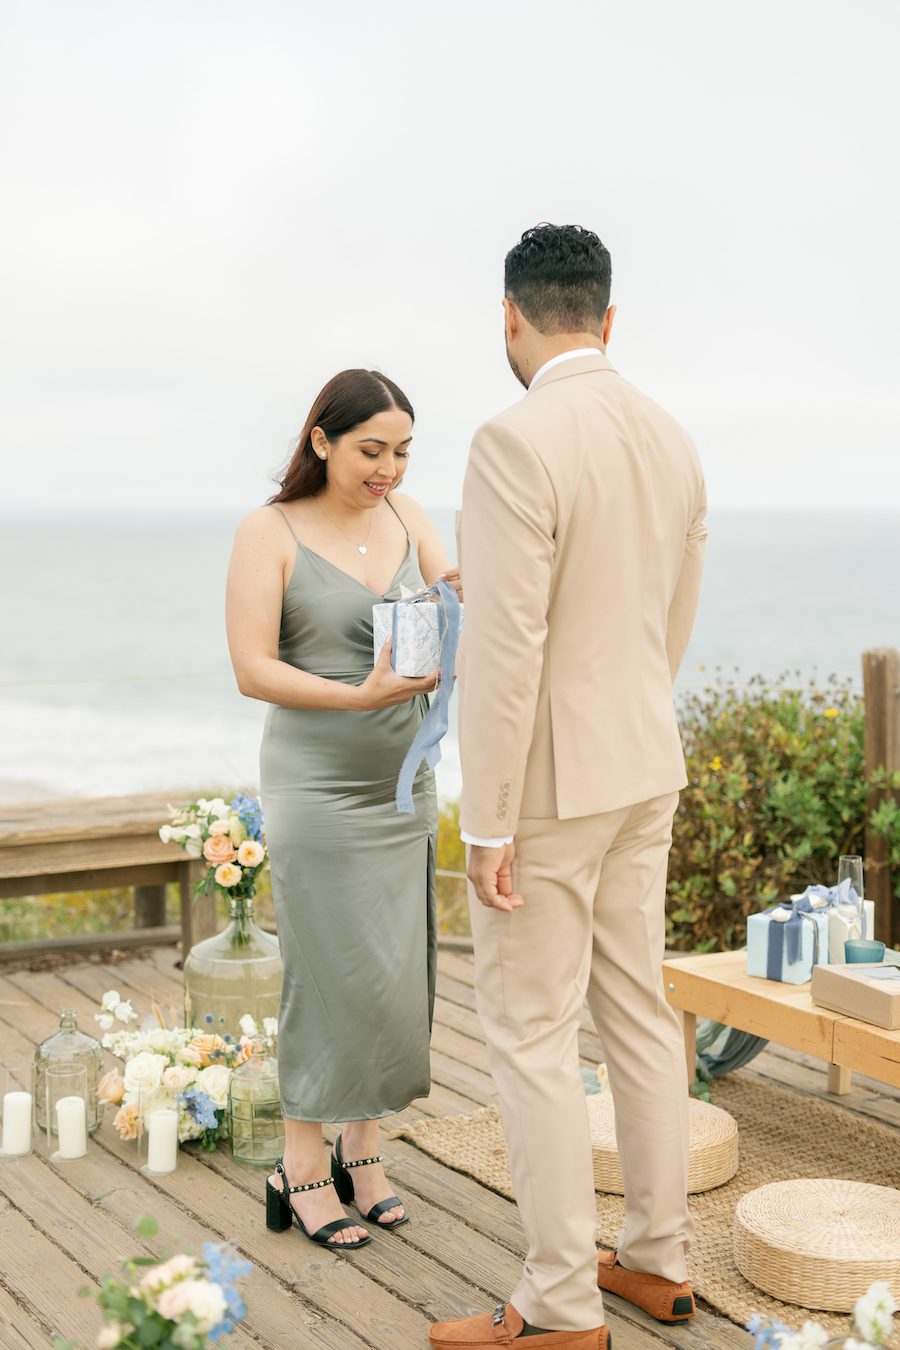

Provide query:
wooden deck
left=1, top=948, right=899, bottom=1350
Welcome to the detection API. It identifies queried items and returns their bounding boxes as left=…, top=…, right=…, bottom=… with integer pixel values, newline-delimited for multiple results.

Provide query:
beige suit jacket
left=457, top=353, right=707, bottom=840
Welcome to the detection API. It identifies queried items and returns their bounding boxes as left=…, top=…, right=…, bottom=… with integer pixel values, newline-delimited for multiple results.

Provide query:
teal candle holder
left=844, top=938, right=886, bottom=963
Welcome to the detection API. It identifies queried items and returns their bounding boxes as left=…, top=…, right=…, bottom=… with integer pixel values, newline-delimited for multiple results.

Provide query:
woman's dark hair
left=504, top=223, right=612, bottom=336
left=269, top=369, right=414, bottom=503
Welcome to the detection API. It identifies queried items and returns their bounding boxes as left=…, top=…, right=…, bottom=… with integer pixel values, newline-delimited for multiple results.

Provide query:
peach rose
left=97, top=1068, right=125, bottom=1106
left=203, top=834, right=236, bottom=865
left=214, top=862, right=241, bottom=888
left=237, top=839, right=264, bottom=868
left=113, top=1102, right=140, bottom=1141
left=156, top=1284, right=192, bottom=1320
left=182, top=1033, right=228, bottom=1068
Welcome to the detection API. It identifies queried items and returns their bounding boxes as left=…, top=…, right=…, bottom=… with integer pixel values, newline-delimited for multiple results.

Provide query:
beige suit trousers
left=469, top=792, right=694, bottom=1332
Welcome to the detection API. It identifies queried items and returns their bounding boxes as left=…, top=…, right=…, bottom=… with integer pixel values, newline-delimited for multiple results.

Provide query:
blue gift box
left=747, top=897, right=831, bottom=985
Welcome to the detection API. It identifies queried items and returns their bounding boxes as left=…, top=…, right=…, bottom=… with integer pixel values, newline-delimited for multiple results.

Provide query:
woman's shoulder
left=233, top=504, right=294, bottom=553
left=388, top=490, right=429, bottom=539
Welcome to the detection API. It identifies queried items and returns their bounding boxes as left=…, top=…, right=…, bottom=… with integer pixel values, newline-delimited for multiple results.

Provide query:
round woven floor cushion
left=587, top=1093, right=738, bottom=1194
left=734, top=1179, right=900, bottom=1311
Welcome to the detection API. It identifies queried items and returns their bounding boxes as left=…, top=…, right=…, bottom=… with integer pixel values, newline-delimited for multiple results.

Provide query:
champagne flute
left=837, top=854, right=865, bottom=939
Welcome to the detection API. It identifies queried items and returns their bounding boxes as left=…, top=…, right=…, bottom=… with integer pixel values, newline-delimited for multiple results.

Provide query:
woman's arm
left=389, top=492, right=461, bottom=593
left=226, top=508, right=437, bottom=710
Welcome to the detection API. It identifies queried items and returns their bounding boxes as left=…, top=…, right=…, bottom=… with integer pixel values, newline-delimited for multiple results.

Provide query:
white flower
left=208, top=817, right=232, bottom=836
left=196, top=798, right=209, bottom=812
left=184, top=840, right=203, bottom=859
left=162, top=1065, right=193, bottom=1095
left=96, top=1013, right=115, bottom=1032
left=208, top=797, right=229, bottom=818
left=853, top=1280, right=898, bottom=1344
left=239, top=1014, right=258, bottom=1038
left=140, top=1252, right=197, bottom=1292
left=183, top=823, right=202, bottom=839
left=145, top=1028, right=179, bottom=1054
left=114, top=1000, right=137, bottom=1024
left=181, top=1277, right=228, bottom=1334
left=159, top=824, right=173, bottom=844
left=263, top=1017, right=278, bottom=1040
left=237, top=839, right=264, bottom=868
left=777, top=1322, right=830, bottom=1349
left=123, top=1051, right=169, bottom=1097
left=96, top=1323, right=126, bottom=1349
left=101, top=990, right=121, bottom=1012
left=195, top=1064, right=231, bottom=1109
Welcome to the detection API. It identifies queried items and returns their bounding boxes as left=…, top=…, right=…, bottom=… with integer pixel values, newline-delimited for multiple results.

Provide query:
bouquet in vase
left=161, top=794, right=267, bottom=944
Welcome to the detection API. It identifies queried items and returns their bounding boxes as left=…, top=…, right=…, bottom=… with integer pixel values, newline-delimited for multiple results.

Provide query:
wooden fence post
left=862, top=647, right=900, bottom=948
left=134, top=884, right=167, bottom=928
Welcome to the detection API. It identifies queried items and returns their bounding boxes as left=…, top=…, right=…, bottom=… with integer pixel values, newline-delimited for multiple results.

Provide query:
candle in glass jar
left=55, top=1096, right=87, bottom=1158
left=146, top=1109, right=178, bottom=1173
left=2, top=1091, right=33, bottom=1155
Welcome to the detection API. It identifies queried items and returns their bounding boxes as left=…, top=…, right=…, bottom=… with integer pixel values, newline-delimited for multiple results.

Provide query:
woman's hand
left=437, top=568, right=463, bottom=601
left=355, top=640, right=439, bottom=710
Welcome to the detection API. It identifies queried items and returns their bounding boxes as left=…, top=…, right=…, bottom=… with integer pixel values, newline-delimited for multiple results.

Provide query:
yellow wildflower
left=824, top=708, right=839, bottom=719
left=709, top=755, right=722, bottom=772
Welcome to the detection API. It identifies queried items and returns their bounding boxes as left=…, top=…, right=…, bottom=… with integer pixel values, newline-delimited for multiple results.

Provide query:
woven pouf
left=734, top=1179, right=900, bottom=1311
left=587, top=1093, right=738, bottom=1195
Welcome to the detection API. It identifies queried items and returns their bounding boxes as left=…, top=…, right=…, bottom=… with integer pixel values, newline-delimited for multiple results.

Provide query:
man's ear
left=502, top=297, right=519, bottom=340
left=602, top=304, right=616, bottom=348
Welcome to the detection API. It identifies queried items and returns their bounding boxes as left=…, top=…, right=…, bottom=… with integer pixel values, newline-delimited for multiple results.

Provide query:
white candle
left=146, top=1109, right=178, bottom=1173
left=2, top=1091, right=32, bottom=1155
left=55, top=1095, right=87, bottom=1158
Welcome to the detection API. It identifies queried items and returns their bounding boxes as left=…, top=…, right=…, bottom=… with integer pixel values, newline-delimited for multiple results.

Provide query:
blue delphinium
left=746, top=1314, right=791, bottom=1349
left=229, top=793, right=264, bottom=842
left=202, top=1241, right=253, bottom=1341
left=180, top=1087, right=219, bottom=1132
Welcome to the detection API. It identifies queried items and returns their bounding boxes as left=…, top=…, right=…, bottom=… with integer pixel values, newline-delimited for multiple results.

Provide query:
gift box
left=822, top=879, right=875, bottom=964
left=811, top=962, right=900, bottom=1030
left=747, top=896, right=831, bottom=985
left=372, top=590, right=465, bottom=678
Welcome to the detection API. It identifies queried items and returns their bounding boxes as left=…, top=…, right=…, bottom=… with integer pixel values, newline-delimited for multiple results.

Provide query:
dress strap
left=268, top=503, right=301, bottom=546
left=385, top=494, right=413, bottom=542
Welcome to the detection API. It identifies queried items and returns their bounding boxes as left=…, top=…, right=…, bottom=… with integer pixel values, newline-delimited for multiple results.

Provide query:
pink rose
left=203, top=835, right=236, bottom=865
left=98, top=1068, right=125, bottom=1105
left=156, top=1284, right=192, bottom=1320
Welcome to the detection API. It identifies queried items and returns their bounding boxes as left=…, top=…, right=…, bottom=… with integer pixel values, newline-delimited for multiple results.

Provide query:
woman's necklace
left=321, top=506, right=376, bottom=555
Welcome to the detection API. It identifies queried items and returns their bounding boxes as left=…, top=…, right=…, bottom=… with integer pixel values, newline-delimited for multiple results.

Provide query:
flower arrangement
left=748, top=1279, right=897, bottom=1348
left=160, top=795, right=267, bottom=945
left=96, top=992, right=277, bottom=1150
left=53, top=1214, right=251, bottom=1349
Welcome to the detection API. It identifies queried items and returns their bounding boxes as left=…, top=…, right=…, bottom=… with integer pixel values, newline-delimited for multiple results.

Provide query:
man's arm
left=458, top=418, right=556, bottom=842
left=666, top=479, right=708, bottom=680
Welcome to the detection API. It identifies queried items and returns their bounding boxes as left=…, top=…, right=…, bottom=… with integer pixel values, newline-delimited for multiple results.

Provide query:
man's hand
left=467, top=843, right=523, bottom=912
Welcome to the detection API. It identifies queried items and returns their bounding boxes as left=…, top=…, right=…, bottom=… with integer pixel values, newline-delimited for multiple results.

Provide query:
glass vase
left=183, top=892, right=282, bottom=1040
left=227, top=1043, right=285, bottom=1168
left=33, top=1011, right=103, bottom=1134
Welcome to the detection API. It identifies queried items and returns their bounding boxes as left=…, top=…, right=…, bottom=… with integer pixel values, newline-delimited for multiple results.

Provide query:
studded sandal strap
left=341, top=1153, right=383, bottom=1169
left=274, top=1161, right=334, bottom=1195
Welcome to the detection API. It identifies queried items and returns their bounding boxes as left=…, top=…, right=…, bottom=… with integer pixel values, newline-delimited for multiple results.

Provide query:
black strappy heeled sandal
left=331, top=1134, right=410, bottom=1229
left=265, top=1158, right=372, bottom=1248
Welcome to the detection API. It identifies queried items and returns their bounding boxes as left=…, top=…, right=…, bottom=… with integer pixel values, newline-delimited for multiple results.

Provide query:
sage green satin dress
left=260, top=505, right=437, bottom=1122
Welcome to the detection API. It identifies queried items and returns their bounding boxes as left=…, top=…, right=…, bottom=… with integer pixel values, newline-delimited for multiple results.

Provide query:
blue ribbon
left=394, top=580, right=461, bottom=815
left=763, top=880, right=866, bottom=979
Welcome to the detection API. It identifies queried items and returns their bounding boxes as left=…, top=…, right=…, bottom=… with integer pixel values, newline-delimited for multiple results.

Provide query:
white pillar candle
left=146, top=1109, right=178, bottom=1173
left=2, top=1091, right=32, bottom=1155
left=55, top=1095, right=87, bottom=1158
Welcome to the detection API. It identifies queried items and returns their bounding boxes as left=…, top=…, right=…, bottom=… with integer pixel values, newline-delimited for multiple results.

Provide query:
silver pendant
left=358, top=545, right=368, bottom=555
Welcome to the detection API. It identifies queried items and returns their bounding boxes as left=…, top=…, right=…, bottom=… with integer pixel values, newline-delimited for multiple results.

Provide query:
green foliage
left=668, top=672, right=900, bottom=950
left=436, top=798, right=470, bottom=935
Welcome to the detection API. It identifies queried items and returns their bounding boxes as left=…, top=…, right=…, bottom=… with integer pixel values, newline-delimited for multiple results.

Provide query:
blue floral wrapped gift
left=746, top=890, right=831, bottom=985
left=373, top=587, right=465, bottom=678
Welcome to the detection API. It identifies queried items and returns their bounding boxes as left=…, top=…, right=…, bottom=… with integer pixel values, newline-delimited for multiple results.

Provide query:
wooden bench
left=664, top=949, right=900, bottom=1096
left=0, top=792, right=215, bottom=963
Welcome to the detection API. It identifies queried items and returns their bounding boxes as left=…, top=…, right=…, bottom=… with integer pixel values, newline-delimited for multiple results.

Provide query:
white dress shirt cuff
left=460, top=831, right=514, bottom=848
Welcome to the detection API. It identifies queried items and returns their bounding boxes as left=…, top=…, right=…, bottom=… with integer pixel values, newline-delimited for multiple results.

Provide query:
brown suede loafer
left=597, top=1250, right=695, bottom=1324
left=429, top=1302, right=611, bottom=1348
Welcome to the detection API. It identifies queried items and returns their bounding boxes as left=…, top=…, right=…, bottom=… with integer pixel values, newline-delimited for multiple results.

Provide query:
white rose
left=239, top=1014, right=258, bottom=1038
left=263, top=1017, right=278, bottom=1040
left=853, top=1280, right=898, bottom=1344
left=182, top=1277, right=227, bottom=1334
left=162, top=1065, right=193, bottom=1094
left=146, top=1028, right=178, bottom=1054
left=207, top=817, right=232, bottom=836
left=101, top=990, right=121, bottom=1012
left=123, top=1051, right=168, bottom=1097
left=195, top=1064, right=231, bottom=1109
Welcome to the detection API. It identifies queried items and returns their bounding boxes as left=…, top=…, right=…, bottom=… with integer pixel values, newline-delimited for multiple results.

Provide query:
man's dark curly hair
left=504, top=223, right=612, bottom=336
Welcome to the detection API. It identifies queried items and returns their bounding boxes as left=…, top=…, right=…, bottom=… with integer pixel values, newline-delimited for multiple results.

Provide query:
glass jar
left=183, top=894, right=282, bottom=1040
left=227, top=1042, right=284, bottom=1168
left=33, top=1010, right=103, bottom=1134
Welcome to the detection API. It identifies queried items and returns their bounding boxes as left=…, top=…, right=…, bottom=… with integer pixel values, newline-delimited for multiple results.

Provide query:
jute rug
left=397, top=1075, right=900, bottom=1344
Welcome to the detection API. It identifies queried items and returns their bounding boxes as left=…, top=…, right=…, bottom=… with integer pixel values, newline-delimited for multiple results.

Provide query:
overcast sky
left=2, top=0, right=898, bottom=513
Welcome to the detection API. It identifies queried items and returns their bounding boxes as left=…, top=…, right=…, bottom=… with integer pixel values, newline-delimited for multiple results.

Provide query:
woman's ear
left=310, top=426, right=329, bottom=459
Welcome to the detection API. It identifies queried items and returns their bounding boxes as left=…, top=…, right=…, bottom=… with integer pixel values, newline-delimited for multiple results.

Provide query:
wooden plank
left=826, top=1062, right=852, bottom=1095
left=0, top=1203, right=104, bottom=1347
left=0, top=860, right=182, bottom=899
left=662, top=952, right=838, bottom=1062
left=0, top=791, right=196, bottom=845
left=0, top=925, right=180, bottom=961
left=0, top=832, right=186, bottom=879
left=834, top=1018, right=900, bottom=1091
left=0, top=1277, right=53, bottom=1349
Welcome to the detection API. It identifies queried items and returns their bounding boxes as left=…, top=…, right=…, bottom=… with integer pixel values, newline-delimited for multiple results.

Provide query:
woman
left=226, top=369, right=458, bottom=1249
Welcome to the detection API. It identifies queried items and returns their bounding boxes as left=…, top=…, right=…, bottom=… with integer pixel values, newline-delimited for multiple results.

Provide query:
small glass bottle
left=33, top=1010, right=103, bottom=1134
left=227, top=1039, right=284, bottom=1168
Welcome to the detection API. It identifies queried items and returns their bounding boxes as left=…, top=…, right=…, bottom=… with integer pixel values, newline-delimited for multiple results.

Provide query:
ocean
left=1, top=509, right=898, bottom=805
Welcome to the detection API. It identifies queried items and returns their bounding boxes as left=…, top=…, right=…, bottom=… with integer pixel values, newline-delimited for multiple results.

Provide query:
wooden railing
left=2, top=647, right=898, bottom=960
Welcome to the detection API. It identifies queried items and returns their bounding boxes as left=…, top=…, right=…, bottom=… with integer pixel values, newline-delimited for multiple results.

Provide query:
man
left=429, top=224, right=707, bottom=1350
